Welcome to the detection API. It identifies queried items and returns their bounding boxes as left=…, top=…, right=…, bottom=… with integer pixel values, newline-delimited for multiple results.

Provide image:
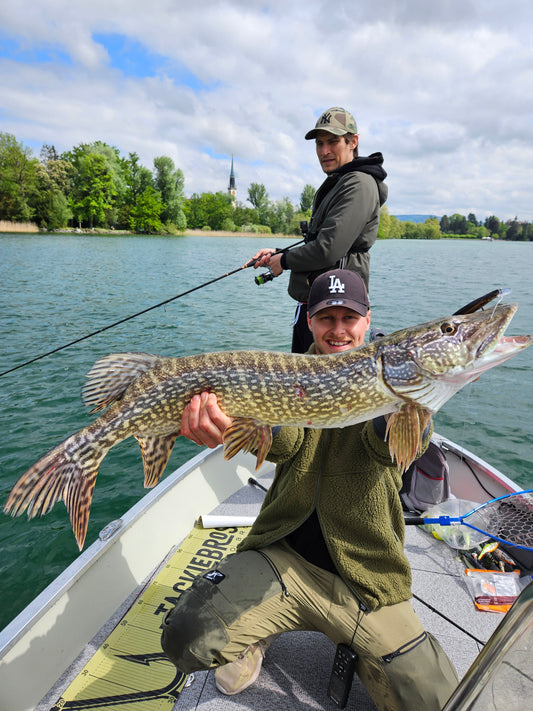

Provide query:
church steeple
left=228, top=155, right=236, bottom=200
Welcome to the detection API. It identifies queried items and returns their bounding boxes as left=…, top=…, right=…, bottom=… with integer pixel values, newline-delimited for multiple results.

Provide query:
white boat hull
left=0, top=436, right=524, bottom=711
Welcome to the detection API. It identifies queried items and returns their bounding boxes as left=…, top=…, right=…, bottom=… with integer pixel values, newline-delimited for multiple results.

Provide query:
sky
left=1, top=0, right=532, bottom=222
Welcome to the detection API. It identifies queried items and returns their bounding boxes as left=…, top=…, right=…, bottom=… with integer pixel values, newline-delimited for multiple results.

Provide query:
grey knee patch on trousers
left=161, top=550, right=283, bottom=673
left=378, top=632, right=458, bottom=709
left=161, top=586, right=230, bottom=672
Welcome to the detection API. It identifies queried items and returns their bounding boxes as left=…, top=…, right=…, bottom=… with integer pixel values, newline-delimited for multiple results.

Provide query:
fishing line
left=411, top=593, right=486, bottom=646
left=452, top=286, right=512, bottom=472
left=0, top=241, right=304, bottom=379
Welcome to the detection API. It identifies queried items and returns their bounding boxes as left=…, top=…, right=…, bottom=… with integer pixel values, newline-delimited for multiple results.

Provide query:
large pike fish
left=4, top=303, right=530, bottom=550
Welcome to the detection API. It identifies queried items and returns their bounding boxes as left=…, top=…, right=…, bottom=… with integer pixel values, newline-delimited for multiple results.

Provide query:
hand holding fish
left=180, top=392, right=232, bottom=448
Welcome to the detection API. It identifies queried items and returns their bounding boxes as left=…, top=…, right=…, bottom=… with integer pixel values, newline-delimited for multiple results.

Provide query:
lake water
left=0, top=233, right=532, bottom=631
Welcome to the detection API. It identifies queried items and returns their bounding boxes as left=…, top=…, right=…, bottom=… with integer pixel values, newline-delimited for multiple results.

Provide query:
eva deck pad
left=51, top=524, right=250, bottom=710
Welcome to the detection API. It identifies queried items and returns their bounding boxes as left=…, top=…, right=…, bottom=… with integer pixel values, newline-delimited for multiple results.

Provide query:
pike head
left=375, top=303, right=530, bottom=470
left=378, top=303, right=530, bottom=410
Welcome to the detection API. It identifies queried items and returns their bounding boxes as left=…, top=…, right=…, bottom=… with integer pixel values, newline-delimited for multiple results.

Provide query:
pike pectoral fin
left=386, top=403, right=431, bottom=473
left=223, top=417, right=272, bottom=470
left=135, top=433, right=178, bottom=488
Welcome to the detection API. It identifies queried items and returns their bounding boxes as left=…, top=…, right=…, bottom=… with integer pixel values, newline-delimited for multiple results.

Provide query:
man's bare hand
left=251, top=247, right=275, bottom=268
left=250, top=248, right=283, bottom=276
left=179, top=392, right=232, bottom=448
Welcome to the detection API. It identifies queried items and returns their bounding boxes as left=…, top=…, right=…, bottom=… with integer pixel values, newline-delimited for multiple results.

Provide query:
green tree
left=120, top=152, right=154, bottom=229
left=440, top=215, right=450, bottom=233
left=32, top=145, right=75, bottom=230
left=421, top=217, right=441, bottom=239
left=484, top=215, right=500, bottom=237
left=377, top=205, right=391, bottom=239
left=448, top=213, right=468, bottom=235
left=66, top=150, right=117, bottom=228
left=300, top=184, right=316, bottom=212
left=129, top=186, right=163, bottom=233
left=0, top=132, right=37, bottom=221
left=247, top=182, right=269, bottom=223
left=288, top=210, right=313, bottom=236
left=183, top=192, right=234, bottom=230
left=63, top=144, right=120, bottom=227
left=232, top=203, right=260, bottom=228
left=402, top=221, right=423, bottom=239
left=506, top=217, right=518, bottom=241
left=40, top=144, right=59, bottom=163
left=267, top=197, right=294, bottom=234
left=31, top=163, right=72, bottom=230
left=153, top=156, right=186, bottom=229
left=388, top=215, right=403, bottom=239
left=183, top=193, right=207, bottom=229
left=84, top=141, right=127, bottom=227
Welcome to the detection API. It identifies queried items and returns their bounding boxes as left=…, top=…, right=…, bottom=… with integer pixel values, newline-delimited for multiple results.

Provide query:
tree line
left=378, top=210, right=533, bottom=241
left=1, top=131, right=531, bottom=240
left=0, top=132, right=312, bottom=234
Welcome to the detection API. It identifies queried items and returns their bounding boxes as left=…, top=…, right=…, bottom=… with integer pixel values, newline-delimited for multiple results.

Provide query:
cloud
left=0, top=0, right=532, bottom=220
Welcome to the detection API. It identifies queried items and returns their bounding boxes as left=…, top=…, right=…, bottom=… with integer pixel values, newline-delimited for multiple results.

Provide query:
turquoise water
left=0, top=234, right=532, bottom=630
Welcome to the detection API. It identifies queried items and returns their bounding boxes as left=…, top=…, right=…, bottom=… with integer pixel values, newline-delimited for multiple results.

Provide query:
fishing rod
left=405, top=490, right=533, bottom=551
left=453, top=287, right=512, bottom=315
left=0, top=240, right=304, bottom=378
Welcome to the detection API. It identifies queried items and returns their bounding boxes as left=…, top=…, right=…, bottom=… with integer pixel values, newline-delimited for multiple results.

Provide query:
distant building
left=228, top=156, right=236, bottom=202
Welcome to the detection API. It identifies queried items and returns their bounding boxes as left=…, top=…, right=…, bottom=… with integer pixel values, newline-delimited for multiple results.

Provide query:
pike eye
left=441, top=322, right=457, bottom=335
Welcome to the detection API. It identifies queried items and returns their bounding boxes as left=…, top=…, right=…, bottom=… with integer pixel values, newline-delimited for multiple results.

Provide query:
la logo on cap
left=328, top=275, right=345, bottom=294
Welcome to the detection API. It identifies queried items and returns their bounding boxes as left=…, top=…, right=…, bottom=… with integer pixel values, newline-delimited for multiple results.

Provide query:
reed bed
left=0, top=220, right=39, bottom=233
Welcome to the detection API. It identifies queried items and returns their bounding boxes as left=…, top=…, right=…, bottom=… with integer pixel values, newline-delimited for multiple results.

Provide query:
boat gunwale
left=0, top=445, right=240, bottom=657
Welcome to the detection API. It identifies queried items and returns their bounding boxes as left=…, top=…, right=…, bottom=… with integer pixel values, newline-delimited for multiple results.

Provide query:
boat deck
left=37, top=468, right=504, bottom=711
left=172, top=473, right=502, bottom=711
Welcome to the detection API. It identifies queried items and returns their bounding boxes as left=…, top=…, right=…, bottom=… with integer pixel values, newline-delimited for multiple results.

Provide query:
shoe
left=215, top=637, right=274, bottom=696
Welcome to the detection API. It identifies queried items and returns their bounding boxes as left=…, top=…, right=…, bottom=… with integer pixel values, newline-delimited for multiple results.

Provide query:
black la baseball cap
left=308, top=269, right=369, bottom=318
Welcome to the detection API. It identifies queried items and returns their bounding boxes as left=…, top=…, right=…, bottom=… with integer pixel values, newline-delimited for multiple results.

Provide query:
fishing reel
left=255, top=267, right=275, bottom=286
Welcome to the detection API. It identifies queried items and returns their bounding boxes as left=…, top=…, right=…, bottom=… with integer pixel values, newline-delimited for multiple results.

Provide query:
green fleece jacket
left=238, top=419, right=432, bottom=612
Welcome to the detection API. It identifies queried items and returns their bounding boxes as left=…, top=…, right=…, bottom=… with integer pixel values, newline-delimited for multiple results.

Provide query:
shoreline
left=0, top=224, right=296, bottom=239
left=182, top=229, right=295, bottom=239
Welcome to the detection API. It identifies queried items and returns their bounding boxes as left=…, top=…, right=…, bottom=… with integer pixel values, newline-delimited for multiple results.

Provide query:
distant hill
left=393, top=214, right=438, bottom=223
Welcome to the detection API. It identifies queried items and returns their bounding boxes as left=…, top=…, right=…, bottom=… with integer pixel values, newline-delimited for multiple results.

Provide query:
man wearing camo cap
left=252, top=107, right=388, bottom=353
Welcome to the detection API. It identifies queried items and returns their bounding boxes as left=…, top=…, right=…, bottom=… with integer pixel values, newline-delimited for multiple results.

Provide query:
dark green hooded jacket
left=282, top=153, right=388, bottom=301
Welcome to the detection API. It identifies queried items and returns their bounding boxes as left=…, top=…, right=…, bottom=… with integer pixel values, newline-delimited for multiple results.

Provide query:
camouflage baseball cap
left=305, top=107, right=358, bottom=140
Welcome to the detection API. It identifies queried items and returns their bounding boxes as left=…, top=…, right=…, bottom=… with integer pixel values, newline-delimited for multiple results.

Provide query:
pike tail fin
left=386, top=403, right=431, bottom=473
left=223, top=417, right=272, bottom=470
left=3, top=432, right=105, bottom=550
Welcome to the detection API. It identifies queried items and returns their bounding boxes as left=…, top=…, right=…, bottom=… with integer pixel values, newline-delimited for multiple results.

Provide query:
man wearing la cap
left=161, top=270, right=458, bottom=711
left=252, top=107, right=388, bottom=353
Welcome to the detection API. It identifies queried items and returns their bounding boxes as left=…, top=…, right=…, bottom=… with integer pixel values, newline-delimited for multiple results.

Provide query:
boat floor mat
left=50, top=523, right=250, bottom=710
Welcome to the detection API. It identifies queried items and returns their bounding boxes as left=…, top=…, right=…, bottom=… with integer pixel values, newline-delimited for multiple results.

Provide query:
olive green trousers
left=161, top=541, right=458, bottom=711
